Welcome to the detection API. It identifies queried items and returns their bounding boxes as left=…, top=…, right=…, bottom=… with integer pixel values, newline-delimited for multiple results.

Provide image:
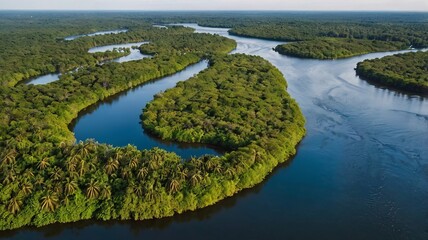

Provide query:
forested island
left=224, top=18, right=427, bottom=59
left=274, top=38, right=408, bottom=59
left=143, top=53, right=305, bottom=150
left=0, top=12, right=306, bottom=230
left=0, top=11, right=426, bottom=233
left=356, top=51, right=428, bottom=94
left=0, top=18, right=238, bottom=229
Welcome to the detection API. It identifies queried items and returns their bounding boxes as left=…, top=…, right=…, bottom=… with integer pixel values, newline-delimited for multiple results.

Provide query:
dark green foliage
left=143, top=54, right=304, bottom=149
left=0, top=13, right=221, bottom=87
left=229, top=22, right=428, bottom=48
left=356, top=51, right=428, bottom=94
left=142, top=52, right=305, bottom=215
left=0, top=46, right=304, bottom=230
left=0, top=16, right=238, bottom=230
left=275, top=38, right=408, bottom=59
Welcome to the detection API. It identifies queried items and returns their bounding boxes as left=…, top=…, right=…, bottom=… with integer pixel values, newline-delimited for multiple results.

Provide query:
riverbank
left=356, top=51, right=428, bottom=94
left=274, top=38, right=408, bottom=59
left=0, top=29, right=236, bottom=230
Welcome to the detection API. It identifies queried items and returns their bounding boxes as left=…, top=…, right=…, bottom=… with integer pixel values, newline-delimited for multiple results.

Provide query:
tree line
left=356, top=51, right=428, bottom=94
left=274, top=38, right=408, bottom=59
left=0, top=18, right=237, bottom=230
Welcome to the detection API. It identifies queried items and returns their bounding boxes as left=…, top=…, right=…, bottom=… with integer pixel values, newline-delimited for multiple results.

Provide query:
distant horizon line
left=1, top=9, right=428, bottom=13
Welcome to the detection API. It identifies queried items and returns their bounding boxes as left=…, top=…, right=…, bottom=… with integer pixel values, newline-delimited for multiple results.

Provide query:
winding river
left=70, top=60, right=221, bottom=158
left=3, top=24, right=428, bottom=240
left=64, top=29, right=128, bottom=41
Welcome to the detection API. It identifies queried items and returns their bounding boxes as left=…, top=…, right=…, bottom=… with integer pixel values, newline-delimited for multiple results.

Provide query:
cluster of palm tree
left=1, top=138, right=244, bottom=215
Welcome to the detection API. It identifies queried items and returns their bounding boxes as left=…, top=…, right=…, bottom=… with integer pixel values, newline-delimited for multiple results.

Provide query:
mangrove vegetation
left=0, top=19, right=241, bottom=229
left=0, top=12, right=306, bottom=231
left=356, top=51, right=428, bottom=94
left=274, top=38, right=408, bottom=59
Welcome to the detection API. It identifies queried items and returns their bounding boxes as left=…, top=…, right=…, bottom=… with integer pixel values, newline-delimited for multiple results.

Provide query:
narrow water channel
left=3, top=24, right=427, bottom=240
left=70, top=60, right=222, bottom=158
left=64, top=29, right=128, bottom=41
left=24, top=41, right=149, bottom=85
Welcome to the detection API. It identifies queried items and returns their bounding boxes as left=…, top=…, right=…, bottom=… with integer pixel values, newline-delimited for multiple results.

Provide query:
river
left=3, top=24, right=427, bottom=240
left=70, top=60, right=222, bottom=158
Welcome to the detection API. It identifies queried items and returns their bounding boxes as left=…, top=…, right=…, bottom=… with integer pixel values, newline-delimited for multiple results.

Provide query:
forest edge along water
left=70, top=60, right=223, bottom=159
left=24, top=40, right=150, bottom=85
left=2, top=23, right=428, bottom=240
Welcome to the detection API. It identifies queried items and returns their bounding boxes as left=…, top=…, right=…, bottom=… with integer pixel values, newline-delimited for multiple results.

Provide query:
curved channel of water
left=70, top=60, right=222, bottom=158
left=64, top=29, right=128, bottom=41
left=3, top=24, right=428, bottom=240
left=24, top=42, right=150, bottom=85
left=88, top=41, right=150, bottom=63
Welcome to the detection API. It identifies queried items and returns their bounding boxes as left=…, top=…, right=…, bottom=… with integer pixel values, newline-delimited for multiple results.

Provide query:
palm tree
left=86, top=180, right=100, bottom=199
left=53, top=183, right=63, bottom=196
left=147, top=148, right=163, bottom=170
left=34, top=175, right=45, bottom=187
left=64, top=178, right=78, bottom=196
left=190, top=157, right=203, bottom=168
left=22, top=169, right=34, bottom=181
left=73, top=141, right=97, bottom=176
left=78, top=158, right=87, bottom=177
left=105, top=158, right=119, bottom=175
left=37, top=157, right=50, bottom=170
left=7, top=197, right=22, bottom=214
left=235, top=162, right=249, bottom=174
left=100, top=184, right=111, bottom=200
left=40, top=192, right=59, bottom=212
left=65, top=155, right=78, bottom=173
left=121, top=167, right=132, bottom=179
left=20, top=182, right=33, bottom=196
left=76, top=141, right=95, bottom=160
left=2, top=168, right=16, bottom=185
left=128, top=157, right=139, bottom=169
left=204, top=157, right=216, bottom=171
left=252, top=149, right=263, bottom=163
left=128, top=182, right=144, bottom=197
left=177, top=167, right=188, bottom=181
left=1, top=149, right=17, bottom=166
left=50, top=166, right=63, bottom=181
left=61, top=196, right=70, bottom=206
left=144, top=185, right=155, bottom=201
left=169, top=179, right=180, bottom=193
left=190, top=171, right=203, bottom=186
left=225, top=167, right=236, bottom=178
left=148, top=159, right=158, bottom=170
left=114, top=150, right=123, bottom=163
left=213, top=164, right=222, bottom=174
left=137, top=166, right=149, bottom=179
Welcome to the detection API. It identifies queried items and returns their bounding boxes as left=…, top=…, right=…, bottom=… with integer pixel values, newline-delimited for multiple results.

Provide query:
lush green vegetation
left=356, top=51, right=428, bottom=94
left=0, top=16, right=240, bottom=229
left=0, top=14, right=142, bottom=87
left=143, top=54, right=305, bottom=149
left=275, top=38, right=408, bottom=59
left=228, top=22, right=428, bottom=48
left=141, top=51, right=305, bottom=213
left=3, top=10, right=426, bottom=231
left=0, top=31, right=305, bottom=230
left=192, top=13, right=426, bottom=59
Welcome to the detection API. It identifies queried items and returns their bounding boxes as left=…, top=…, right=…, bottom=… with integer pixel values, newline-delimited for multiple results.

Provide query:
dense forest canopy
left=1, top=11, right=427, bottom=87
left=0, top=12, right=307, bottom=231
left=356, top=51, right=428, bottom=94
left=142, top=54, right=303, bottom=149
left=275, top=38, right=408, bottom=59
left=0, top=11, right=425, bottom=230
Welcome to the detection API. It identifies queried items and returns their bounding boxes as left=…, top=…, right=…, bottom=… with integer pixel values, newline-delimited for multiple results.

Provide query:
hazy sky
left=1, top=0, right=427, bottom=11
